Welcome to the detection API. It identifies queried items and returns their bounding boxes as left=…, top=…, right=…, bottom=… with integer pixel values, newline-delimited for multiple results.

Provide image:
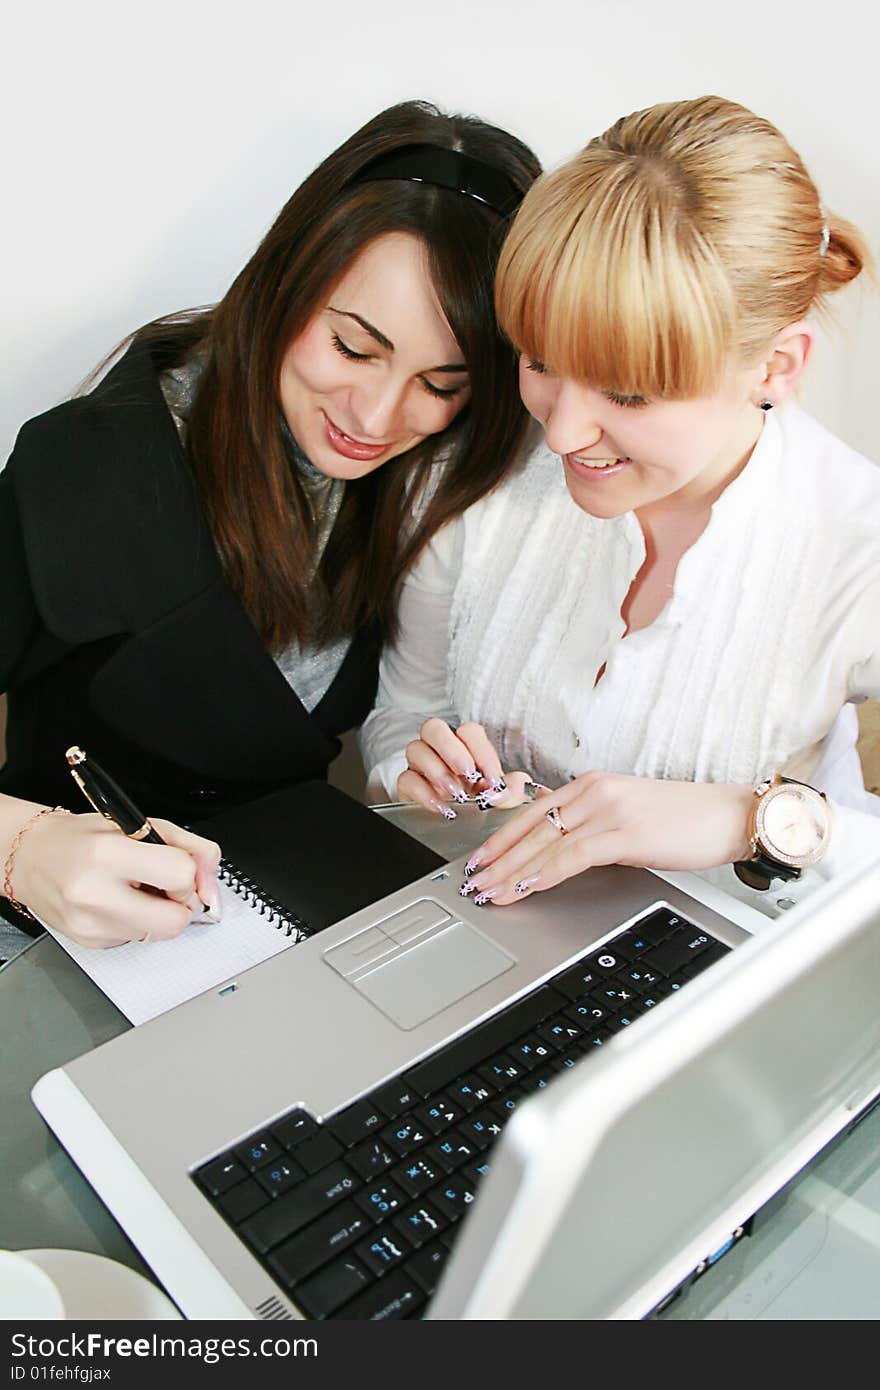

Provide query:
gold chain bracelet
left=2, top=806, right=72, bottom=920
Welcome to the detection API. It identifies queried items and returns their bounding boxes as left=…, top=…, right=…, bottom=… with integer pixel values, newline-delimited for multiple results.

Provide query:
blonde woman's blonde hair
left=496, top=95, right=871, bottom=399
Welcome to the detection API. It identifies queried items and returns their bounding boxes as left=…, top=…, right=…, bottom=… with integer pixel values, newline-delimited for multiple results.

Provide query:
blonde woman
left=361, top=95, right=880, bottom=909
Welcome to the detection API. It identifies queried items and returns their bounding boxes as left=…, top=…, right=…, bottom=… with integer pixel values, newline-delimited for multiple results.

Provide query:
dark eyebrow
left=327, top=307, right=467, bottom=374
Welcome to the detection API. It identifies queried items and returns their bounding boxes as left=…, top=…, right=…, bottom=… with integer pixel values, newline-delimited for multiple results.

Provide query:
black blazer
left=0, top=340, right=381, bottom=824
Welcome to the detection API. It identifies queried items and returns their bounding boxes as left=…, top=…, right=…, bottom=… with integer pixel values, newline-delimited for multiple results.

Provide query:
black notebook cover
left=192, top=781, right=444, bottom=936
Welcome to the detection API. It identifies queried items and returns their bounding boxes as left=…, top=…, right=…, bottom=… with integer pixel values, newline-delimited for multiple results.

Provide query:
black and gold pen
left=66, top=746, right=167, bottom=844
left=66, top=746, right=216, bottom=916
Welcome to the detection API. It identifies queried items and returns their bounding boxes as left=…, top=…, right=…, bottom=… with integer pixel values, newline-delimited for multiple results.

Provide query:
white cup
left=0, top=1249, right=66, bottom=1319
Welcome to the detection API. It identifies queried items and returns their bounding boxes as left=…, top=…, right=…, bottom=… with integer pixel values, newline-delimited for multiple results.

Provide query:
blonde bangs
left=496, top=157, right=738, bottom=399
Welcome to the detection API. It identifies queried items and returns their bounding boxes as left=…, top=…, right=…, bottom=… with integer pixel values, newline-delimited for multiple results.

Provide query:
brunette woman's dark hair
left=127, top=101, right=541, bottom=648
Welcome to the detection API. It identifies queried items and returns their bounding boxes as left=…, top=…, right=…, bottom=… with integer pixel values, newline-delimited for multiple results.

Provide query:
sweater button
left=573, top=733, right=581, bottom=748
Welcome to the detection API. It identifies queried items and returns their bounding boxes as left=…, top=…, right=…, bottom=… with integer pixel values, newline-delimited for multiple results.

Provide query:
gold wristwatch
left=733, top=774, right=832, bottom=891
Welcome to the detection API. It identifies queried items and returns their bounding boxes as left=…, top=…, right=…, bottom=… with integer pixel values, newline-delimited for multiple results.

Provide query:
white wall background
left=2, top=0, right=878, bottom=467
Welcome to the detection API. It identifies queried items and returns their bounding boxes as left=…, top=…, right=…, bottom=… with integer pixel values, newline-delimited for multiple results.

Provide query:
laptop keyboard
left=194, top=906, right=730, bottom=1319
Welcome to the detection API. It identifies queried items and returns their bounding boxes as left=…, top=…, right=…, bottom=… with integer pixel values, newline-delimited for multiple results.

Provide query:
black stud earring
left=759, top=400, right=774, bottom=412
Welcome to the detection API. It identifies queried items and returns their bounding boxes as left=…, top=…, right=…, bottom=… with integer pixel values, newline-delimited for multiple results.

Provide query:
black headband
left=354, top=143, right=524, bottom=217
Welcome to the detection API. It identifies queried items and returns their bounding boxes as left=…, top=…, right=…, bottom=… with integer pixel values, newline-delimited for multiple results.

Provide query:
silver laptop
left=31, top=837, right=877, bottom=1321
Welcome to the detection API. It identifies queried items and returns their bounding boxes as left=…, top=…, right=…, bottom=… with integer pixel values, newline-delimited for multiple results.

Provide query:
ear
left=751, top=320, right=814, bottom=407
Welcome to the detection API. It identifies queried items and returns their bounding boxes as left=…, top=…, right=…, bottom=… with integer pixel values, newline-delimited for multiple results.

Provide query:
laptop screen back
left=427, top=859, right=880, bottom=1320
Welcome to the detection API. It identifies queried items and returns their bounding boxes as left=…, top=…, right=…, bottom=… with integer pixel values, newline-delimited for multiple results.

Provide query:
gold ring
left=545, top=806, right=569, bottom=835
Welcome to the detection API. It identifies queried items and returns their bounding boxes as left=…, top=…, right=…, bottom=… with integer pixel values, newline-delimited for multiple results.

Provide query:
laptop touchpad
left=324, top=907, right=516, bottom=1031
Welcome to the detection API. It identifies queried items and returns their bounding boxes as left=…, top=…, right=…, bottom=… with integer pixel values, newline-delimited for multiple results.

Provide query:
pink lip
left=323, top=412, right=390, bottom=461
left=564, top=454, right=632, bottom=480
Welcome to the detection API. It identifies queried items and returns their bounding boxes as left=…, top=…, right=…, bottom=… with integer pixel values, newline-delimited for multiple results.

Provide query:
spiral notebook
left=43, top=781, right=443, bottom=1026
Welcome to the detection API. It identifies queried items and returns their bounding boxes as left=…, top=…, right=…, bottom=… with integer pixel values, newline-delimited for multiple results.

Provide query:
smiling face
left=278, top=232, right=471, bottom=479
left=518, top=357, right=767, bottom=519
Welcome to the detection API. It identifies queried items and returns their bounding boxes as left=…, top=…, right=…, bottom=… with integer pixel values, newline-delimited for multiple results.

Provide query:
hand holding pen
left=64, top=747, right=222, bottom=943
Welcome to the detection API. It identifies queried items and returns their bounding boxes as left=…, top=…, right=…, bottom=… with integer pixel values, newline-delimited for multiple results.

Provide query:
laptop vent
left=254, top=1294, right=295, bottom=1320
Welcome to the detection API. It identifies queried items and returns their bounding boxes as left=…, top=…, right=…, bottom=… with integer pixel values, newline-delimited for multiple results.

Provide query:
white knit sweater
left=360, top=404, right=880, bottom=895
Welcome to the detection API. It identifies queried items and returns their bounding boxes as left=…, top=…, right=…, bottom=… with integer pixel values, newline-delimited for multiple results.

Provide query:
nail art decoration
left=523, top=781, right=539, bottom=802
left=490, top=777, right=507, bottom=793
left=464, top=856, right=481, bottom=876
left=475, top=789, right=504, bottom=811
left=514, top=875, right=540, bottom=894
left=431, top=800, right=457, bottom=820
left=450, top=787, right=469, bottom=804
left=463, top=767, right=483, bottom=784
left=473, top=888, right=498, bottom=906
left=459, top=881, right=478, bottom=896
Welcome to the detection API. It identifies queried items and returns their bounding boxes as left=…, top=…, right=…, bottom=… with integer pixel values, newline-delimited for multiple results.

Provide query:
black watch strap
left=733, top=854, right=802, bottom=891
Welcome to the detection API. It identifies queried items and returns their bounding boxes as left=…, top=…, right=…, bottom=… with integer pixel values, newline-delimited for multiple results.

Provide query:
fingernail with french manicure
left=462, top=766, right=483, bottom=784
left=464, top=855, right=481, bottom=876
left=459, top=881, right=477, bottom=897
left=430, top=800, right=457, bottom=820
left=448, top=785, right=470, bottom=805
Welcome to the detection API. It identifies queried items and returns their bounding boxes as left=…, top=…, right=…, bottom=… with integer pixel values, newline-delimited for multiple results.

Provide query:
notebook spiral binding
left=217, top=857, right=312, bottom=941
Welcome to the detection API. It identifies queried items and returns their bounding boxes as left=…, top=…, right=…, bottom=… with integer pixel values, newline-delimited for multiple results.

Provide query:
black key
left=566, top=999, right=614, bottom=1026
left=391, top=1154, right=444, bottom=1199
left=620, top=962, right=663, bottom=988
left=379, top=1118, right=430, bottom=1157
left=197, top=1154, right=247, bottom=1196
left=293, top=1130, right=345, bottom=1176
left=354, top=1178, right=407, bottom=1221
left=581, top=1027, right=611, bottom=1047
left=255, top=1156, right=305, bottom=1199
left=403, top=986, right=566, bottom=1098
left=336, top=1268, right=425, bottom=1320
left=294, top=1254, right=371, bottom=1319
left=457, top=1112, right=497, bottom=1150
left=553, top=963, right=604, bottom=1000
left=490, top=1090, right=525, bottom=1122
left=240, top=1161, right=359, bottom=1255
left=219, top=1178, right=269, bottom=1224
left=427, top=1130, right=478, bottom=1172
left=537, top=1019, right=574, bottom=1051
left=393, top=1201, right=446, bottom=1249
left=584, top=946, right=630, bottom=975
left=431, top=1175, right=478, bottom=1220
left=267, top=1199, right=369, bottom=1289
left=370, top=1078, right=422, bottom=1118
left=605, top=927, right=653, bottom=957
left=632, top=907, right=691, bottom=945
left=348, top=1136, right=398, bottom=1181
left=414, top=1097, right=463, bottom=1134
left=592, top=981, right=640, bottom=1007
left=476, top=1053, right=527, bottom=1089
left=273, top=1109, right=319, bottom=1151
left=512, top=1033, right=555, bottom=1068
left=408, top=1238, right=452, bottom=1296
left=354, top=1226, right=412, bottom=1277
left=234, top=1132, right=283, bottom=1173
left=680, top=939, right=730, bottom=976
left=641, top=930, right=711, bottom=977
left=445, top=1076, right=484, bottom=1112
left=325, top=1098, right=388, bottom=1149
left=463, top=1155, right=492, bottom=1187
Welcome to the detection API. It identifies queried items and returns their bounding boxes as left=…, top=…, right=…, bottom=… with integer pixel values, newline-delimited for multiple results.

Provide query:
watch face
left=757, top=784, right=831, bottom=866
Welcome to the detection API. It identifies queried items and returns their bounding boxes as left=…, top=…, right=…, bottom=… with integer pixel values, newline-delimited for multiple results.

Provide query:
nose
left=351, top=377, right=407, bottom=441
left=542, top=380, right=604, bottom=457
